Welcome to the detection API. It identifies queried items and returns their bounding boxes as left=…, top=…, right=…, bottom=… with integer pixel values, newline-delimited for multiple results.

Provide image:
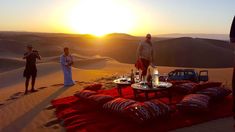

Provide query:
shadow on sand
left=1, top=86, right=70, bottom=132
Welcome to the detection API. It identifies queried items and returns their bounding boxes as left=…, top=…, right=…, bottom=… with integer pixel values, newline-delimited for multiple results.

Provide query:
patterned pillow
left=196, top=82, right=222, bottom=91
left=87, top=94, right=114, bottom=105
left=84, top=83, right=103, bottom=91
left=197, top=87, right=231, bottom=100
left=123, top=103, right=152, bottom=123
left=177, top=94, right=210, bottom=113
left=123, top=100, right=171, bottom=123
left=103, top=98, right=136, bottom=113
left=176, top=82, right=198, bottom=94
left=74, top=90, right=97, bottom=99
left=144, top=99, right=171, bottom=118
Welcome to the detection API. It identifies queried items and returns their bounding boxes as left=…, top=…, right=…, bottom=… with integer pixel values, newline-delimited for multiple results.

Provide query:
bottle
left=135, top=70, right=140, bottom=83
left=130, top=69, right=135, bottom=84
left=152, top=67, right=159, bottom=87
left=147, top=68, right=152, bottom=83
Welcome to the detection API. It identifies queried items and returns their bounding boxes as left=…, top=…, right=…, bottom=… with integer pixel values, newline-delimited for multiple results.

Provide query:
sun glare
left=66, top=0, right=137, bottom=36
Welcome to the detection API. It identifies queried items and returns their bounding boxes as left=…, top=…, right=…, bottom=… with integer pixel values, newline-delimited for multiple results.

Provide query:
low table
left=131, top=82, right=173, bottom=103
left=113, top=78, right=131, bottom=96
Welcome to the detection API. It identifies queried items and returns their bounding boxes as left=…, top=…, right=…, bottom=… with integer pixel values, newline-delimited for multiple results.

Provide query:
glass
left=152, top=67, right=159, bottom=87
left=163, top=73, right=169, bottom=82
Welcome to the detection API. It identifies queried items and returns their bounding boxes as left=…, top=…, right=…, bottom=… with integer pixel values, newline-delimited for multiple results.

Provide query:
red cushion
left=74, top=90, right=97, bottom=99
left=87, top=94, right=114, bottom=105
left=84, top=84, right=103, bottom=91
left=123, top=102, right=152, bottom=123
left=177, top=94, right=210, bottom=113
left=103, top=98, right=136, bottom=113
left=196, top=82, right=222, bottom=91
left=197, top=87, right=231, bottom=100
left=123, top=100, right=171, bottom=123
left=176, top=82, right=198, bottom=94
left=51, top=96, right=79, bottom=109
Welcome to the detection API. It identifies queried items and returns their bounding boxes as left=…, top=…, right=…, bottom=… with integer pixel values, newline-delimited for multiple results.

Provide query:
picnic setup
left=51, top=67, right=233, bottom=132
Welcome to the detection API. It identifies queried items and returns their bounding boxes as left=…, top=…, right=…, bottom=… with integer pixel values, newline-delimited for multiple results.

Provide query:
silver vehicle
left=168, top=69, right=209, bottom=82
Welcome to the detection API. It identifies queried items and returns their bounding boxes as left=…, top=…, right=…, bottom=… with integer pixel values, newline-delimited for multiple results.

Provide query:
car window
left=188, top=72, right=194, bottom=75
left=173, top=72, right=177, bottom=76
left=180, top=72, right=184, bottom=76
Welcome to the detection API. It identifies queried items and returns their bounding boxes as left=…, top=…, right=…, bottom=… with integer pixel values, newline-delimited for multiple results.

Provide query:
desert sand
left=0, top=32, right=234, bottom=132
left=0, top=59, right=233, bottom=132
left=0, top=57, right=134, bottom=131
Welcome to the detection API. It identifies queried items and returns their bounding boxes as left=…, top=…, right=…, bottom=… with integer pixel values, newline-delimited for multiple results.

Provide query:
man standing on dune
left=60, top=47, right=75, bottom=87
left=136, top=34, right=154, bottom=81
left=23, top=45, right=41, bottom=94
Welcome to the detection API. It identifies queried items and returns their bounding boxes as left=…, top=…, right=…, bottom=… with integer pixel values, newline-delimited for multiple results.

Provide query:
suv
left=168, top=69, right=208, bottom=82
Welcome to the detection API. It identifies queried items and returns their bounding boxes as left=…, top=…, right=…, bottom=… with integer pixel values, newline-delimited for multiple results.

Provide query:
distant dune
left=154, top=37, right=233, bottom=68
left=0, top=57, right=25, bottom=72
left=156, top=33, right=229, bottom=41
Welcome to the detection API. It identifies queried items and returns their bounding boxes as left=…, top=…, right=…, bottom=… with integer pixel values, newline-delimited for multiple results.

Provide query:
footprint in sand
left=52, top=125, right=59, bottom=129
left=12, top=91, right=24, bottom=97
left=44, top=118, right=60, bottom=127
left=75, top=81, right=90, bottom=84
left=6, top=90, right=41, bottom=101
left=0, top=102, right=5, bottom=106
left=6, top=97, right=18, bottom=101
left=50, top=83, right=64, bottom=87
left=6, top=92, right=24, bottom=101
left=38, top=86, right=48, bottom=90
left=44, top=104, right=55, bottom=110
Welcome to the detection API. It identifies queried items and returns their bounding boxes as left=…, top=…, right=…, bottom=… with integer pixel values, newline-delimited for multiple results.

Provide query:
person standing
left=230, top=16, right=235, bottom=119
left=23, top=45, right=41, bottom=94
left=60, top=47, right=75, bottom=86
left=136, top=34, right=154, bottom=81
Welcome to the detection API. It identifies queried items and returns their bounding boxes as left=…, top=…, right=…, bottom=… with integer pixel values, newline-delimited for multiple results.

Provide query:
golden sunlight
left=65, top=0, right=137, bottom=36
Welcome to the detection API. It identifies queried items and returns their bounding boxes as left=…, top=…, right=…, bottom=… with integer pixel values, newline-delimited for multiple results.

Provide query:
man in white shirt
left=136, top=34, right=154, bottom=80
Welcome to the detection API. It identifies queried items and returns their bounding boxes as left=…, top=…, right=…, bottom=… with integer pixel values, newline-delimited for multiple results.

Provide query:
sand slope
left=0, top=58, right=134, bottom=131
left=0, top=32, right=233, bottom=68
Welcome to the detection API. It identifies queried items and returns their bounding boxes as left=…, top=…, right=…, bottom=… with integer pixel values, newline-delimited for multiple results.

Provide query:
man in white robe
left=60, top=47, right=75, bottom=86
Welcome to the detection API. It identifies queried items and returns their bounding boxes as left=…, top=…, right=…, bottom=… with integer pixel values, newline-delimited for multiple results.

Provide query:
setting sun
left=65, top=0, right=137, bottom=36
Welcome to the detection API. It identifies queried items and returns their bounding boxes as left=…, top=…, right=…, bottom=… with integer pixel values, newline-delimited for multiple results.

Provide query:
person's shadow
left=1, top=86, right=70, bottom=132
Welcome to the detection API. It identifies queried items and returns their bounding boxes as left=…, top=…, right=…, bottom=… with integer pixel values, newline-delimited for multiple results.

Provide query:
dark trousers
left=25, top=76, right=36, bottom=92
left=24, top=67, right=37, bottom=93
left=140, top=58, right=150, bottom=77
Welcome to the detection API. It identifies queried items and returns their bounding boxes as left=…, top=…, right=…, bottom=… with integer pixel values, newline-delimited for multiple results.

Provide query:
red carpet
left=51, top=87, right=233, bottom=132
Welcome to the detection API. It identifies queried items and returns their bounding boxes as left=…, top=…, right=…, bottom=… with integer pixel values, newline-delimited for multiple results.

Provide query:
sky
left=0, top=0, right=234, bottom=36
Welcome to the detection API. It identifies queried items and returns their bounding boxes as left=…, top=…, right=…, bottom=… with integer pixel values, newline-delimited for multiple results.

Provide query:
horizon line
left=0, top=30, right=229, bottom=37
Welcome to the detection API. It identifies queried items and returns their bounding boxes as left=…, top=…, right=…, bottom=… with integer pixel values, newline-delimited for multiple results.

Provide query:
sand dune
left=0, top=57, right=25, bottom=72
left=0, top=56, right=134, bottom=131
left=0, top=62, right=61, bottom=89
left=0, top=32, right=233, bottom=68
left=154, top=37, right=233, bottom=68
